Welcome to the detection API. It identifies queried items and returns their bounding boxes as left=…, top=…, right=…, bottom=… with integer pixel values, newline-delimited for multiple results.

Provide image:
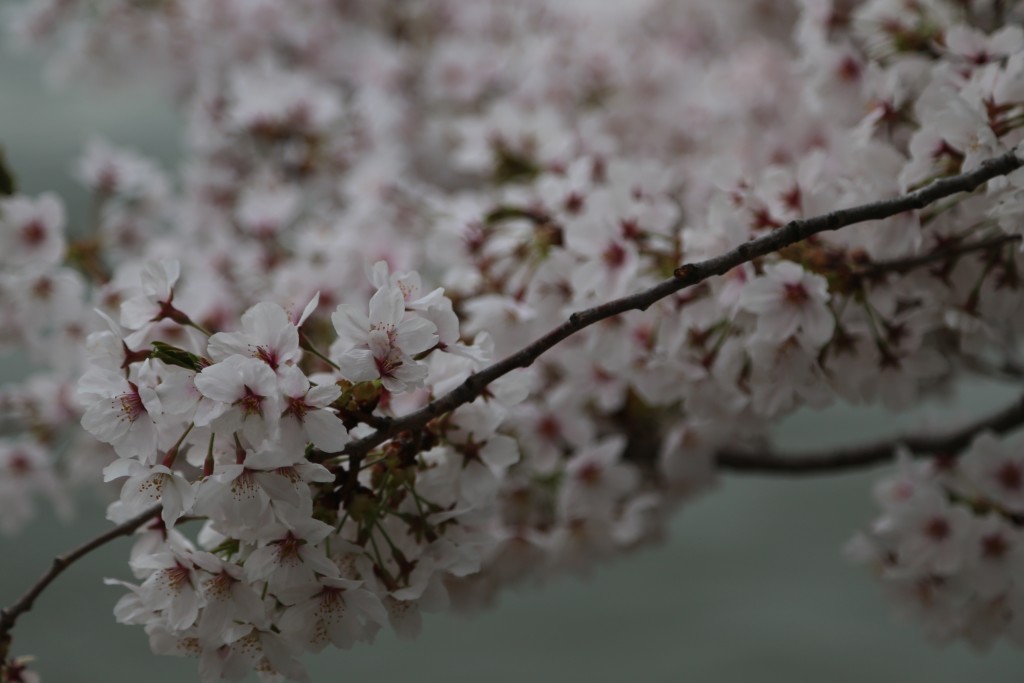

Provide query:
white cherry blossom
left=738, top=260, right=835, bottom=350
left=193, top=356, right=282, bottom=443
left=331, top=285, right=437, bottom=393
left=79, top=369, right=161, bottom=461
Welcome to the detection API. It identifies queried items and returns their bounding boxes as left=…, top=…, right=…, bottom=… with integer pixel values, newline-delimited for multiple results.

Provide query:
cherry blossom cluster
left=2, top=0, right=1024, bottom=679
left=847, top=437, right=1024, bottom=649
left=72, top=258, right=514, bottom=681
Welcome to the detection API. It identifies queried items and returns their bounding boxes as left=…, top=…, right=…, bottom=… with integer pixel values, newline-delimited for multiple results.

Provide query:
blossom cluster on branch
left=2, top=0, right=1024, bottom=680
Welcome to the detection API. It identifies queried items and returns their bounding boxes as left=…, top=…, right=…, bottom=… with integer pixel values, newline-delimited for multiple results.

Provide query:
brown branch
left=0, top=505, right=160, bottom=666
left=860, top=232, right=1021, bottom=278
left=3, top=153, right=1020, bottom=671
left=715, top=394, right=1024, bottom=475
left=959, top=352, right=1024, bottom=382
left=328, top=149, right=1022, bottom=460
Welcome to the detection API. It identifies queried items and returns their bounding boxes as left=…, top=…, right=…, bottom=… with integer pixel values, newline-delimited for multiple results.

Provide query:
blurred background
left=0, top=41, right=1021, bottom=683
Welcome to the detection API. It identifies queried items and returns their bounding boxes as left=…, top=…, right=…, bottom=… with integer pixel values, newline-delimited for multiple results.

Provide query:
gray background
left=1, top=44, right=1021, bottom=683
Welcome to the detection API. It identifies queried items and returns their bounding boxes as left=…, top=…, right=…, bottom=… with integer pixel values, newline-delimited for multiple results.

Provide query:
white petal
left=297, top=292, right=319, bottom=327
left=338, top=349, right=380, bottom=382
left=395, top=316, right=438, bottom=355
left=368, top=286, right=404, bottom=327
left=304, top=409, right=349, bottom=451
left=481, top=434, right=519, bottom=469
left=331, top=304, right=369, bottom=346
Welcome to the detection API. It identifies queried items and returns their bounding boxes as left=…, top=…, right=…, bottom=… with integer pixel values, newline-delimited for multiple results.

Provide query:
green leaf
left=492, top=145, right=540, bottom=184
left=150, top=341, right=207, bottom=371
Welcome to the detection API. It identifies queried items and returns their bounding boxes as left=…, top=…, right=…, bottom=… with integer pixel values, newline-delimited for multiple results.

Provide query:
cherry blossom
left=206, top=301, right=301, bottom=371
left=0, top=193, right=66, bottom=267
left=330, top=285, right=437, bottom=393
left=192, top=356, right=282, bottom=443
left=738, top=261, right=835, bottom=350
left=119, top=260, right=184, bottom=331
left=78, top=369, right=160, bottom=461
left=5, top=0, right=1024, bottom=679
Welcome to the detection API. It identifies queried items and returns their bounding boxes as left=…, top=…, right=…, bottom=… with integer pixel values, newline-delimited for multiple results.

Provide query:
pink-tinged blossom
left=961, top=432, right=1024, bottom=514
left=944, top=24, right=1024, bottom=64
left=155, top=365, right=211, bottom=420
left=207, top=301, right=301, bottom=371
left=277, top=577, right=387, bottom=652
left=130, top=546, right=203, bottom=631
left=0, top=192, right=66, bottom=267
left=961, top=514, right=1023, bottom=601
left=235, top=183, right=301, bottom=237
left=13, top=0, right=1024, bottom=668
left=563, top=188, right=644, bottom=304
left=189, top=551, right=268, bottom=645
left=74, top=137, right=169, bottom=201
left=244, top=508, right=340, bottom=605
left=104, top=458, right=195, bottom=528
left=194, top=441, right=333, bottom=539
left=737, top=260, right=834, bottom=350
left=192, top=355, right=281, bottom=443
left=198, top=627, right=309, bottom=683
left=876, top=490, right=975, bottom=578
left=925, top=94, right=1003, bottom=172
left=369, top=260, right=445, bottom=310
left=79, top=369, right=160, bottom=461
left=330, top=285, right=437, bottom=393
left=119, top=259, right=182, bottom=330
left=0, top=437, right=70, bottom=534
left=227, top=62, right=341, bottom=137
left=559, top=436, right=639, bottom=521
left=278, top=365, right=348, bottom=453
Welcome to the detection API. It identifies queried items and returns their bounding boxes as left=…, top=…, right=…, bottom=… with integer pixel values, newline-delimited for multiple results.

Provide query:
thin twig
left=959, top=353, right=1024, bottom=382
left=715, top=394, right=1024, bottom=475
left=0, top=505, right=160, bottom=665
left=330, top=149, right=1023, bottom=460
left=860, top=232, right=1021, bottom=277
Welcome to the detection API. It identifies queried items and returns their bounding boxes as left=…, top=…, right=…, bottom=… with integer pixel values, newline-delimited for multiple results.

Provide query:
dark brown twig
left=860, top=232, right=1021, bottom=278
left=4, top=151, right=1022, bottom=668
left=0, top=505, right=160, bottom=666
left=332, top=149, right=1024, bottom=460
left=715, top=394, right=1024, bottom=475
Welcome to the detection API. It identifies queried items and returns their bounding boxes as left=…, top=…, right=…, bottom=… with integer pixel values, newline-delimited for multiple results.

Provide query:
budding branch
left=0, top=505, right=160, bottom=665
left=3, top=149, right=1023, bottom=669
left=715, top=393, right=1024, bottom=474
left=336, top=149, right=1024, bottom=459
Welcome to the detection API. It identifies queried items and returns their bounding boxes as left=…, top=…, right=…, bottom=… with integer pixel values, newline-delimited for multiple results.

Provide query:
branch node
left=673, top=263, right=697, bottom=279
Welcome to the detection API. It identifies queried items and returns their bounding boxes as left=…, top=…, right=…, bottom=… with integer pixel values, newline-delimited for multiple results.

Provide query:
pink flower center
left=783, top=282, right=809, bottom=304
left=275, top=532, right=304, bottom=565
left=20, top=220, right=47, bottom=247
left=981, top=533, right=1009, bottom=561
left=924, top=516, right=951, bottom=542
left=204, top=571, right=238, bottom=601
left=318, top=585, right=346, bottom=614
left=578, top=462, right=603, bottom=485
left=255, top=345, right=279, bottom=369
left=603, top=242, right=627, bottom=268
left=375, top=349, right=401, bottom=378
left=237, top=385, right=266, bottom=417
left=536, top=415, right=561, bottom=441
left=285, top=395, right=310, bottom=421
left=161, top=562, right=193, bottom=592
left=118, top=384, right=146, bottom=422
left=836, top=55, right=861, bottom=82
left=564, top=192, right=585, bottom=214
left=996, top=461, right=1022, bottom=491
left=8, top=452, right=32, bottom=476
